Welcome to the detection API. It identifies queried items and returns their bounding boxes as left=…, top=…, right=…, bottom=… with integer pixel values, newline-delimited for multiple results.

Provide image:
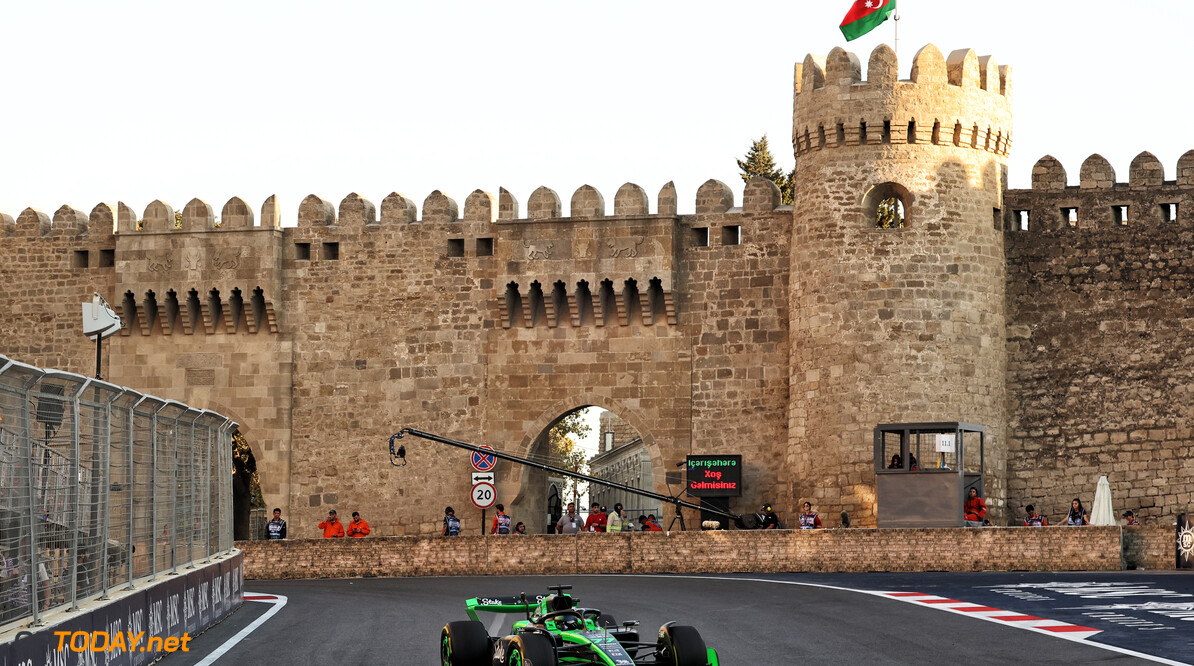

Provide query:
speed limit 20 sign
left=471, top=481, right=496, bottom=509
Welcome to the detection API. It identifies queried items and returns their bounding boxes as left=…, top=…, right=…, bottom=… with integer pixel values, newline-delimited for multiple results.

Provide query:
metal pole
left=99, top=391, right=118, bottom=600
left=893, top=0, right=900, bottom=61
left=94, top=335, right=102, bottom=380
left=127, top=397, right=146, bottom=590
left=21, top=379, right=41, bottom=625
left=67, top=379, right=92, bottom=611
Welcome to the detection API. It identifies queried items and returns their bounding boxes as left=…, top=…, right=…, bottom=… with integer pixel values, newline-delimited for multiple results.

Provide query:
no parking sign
left=471, top=445, right=497, bottom=472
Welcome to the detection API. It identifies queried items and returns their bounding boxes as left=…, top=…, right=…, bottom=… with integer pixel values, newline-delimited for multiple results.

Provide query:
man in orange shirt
left=318, top=509, right=345, bottom=538
left=964, top=488, right=987, bottom=527
left=346, top=511, right=370, bottom=537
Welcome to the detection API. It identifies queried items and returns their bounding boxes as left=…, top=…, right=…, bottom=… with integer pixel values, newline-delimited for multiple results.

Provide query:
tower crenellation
left=794, top=44, right=1012, bottom=161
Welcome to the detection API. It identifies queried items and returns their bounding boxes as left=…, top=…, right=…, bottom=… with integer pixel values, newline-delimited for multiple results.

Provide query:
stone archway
left=501, top=394, right=661, bottom=534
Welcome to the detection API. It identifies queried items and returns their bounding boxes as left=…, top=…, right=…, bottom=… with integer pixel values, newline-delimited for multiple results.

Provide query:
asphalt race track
left=161, top=573, right=1191, bottom=665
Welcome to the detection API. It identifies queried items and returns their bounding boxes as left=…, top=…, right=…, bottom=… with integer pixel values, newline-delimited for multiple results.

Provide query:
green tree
left=876, top=197, right=905, bottom=228
left=737, top=134, right=794, bottom=205
left=548, top=411, right=592, bottom=503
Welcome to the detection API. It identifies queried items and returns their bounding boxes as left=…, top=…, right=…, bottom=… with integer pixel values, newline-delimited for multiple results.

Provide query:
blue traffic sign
left=471, top=446, right=497, bottom=472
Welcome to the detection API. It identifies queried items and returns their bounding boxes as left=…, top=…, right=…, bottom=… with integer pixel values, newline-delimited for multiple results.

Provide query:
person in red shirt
left=964, top=488, right=987, bottom=526
left=584, top=502, right=607, bottom=532
left=798, top=502, right=823, bottom=529
left=318, top=509, right=345, bottom=538
left=346, top=511, right=371, bottom=537
left=638, top=515, right=663, bottom=532
left=491, top=504, right=512, bottom=535
left=1023, top=504, right=1047, bottom=526
left=1122, top=510, right=1140, bottom=526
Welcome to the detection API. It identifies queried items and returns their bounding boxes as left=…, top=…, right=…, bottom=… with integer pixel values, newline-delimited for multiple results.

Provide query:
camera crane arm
left=388, top=427, right=742, bottom=525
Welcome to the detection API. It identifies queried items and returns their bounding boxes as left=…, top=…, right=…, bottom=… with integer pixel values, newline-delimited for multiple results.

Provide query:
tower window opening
left=294, top=242, right=311, bottom=260
left=859, top=121, right=868, bottom=145
left=72, top=250, right=89, bottom=269
left=804, top=129, right=811, bottom=151
left=836, top=123, right=845, bottom=146
left=818, top=125, right=826, bottom=149
left=1014, top=210, right=1030, bottom=231
left=99, top=249, right=115, bottom=267
left=1113, top=205, right=1129, bottom=226
left=447, top=238, right=465, bottom=257
left=476, top=237, right=494, bottom=257
left=953, top=122, right=963, bottom=147
left=1161, top=203, right=1178, bottom=223
left=882, top=120, right=892, bottom=144
left=321, top=242, right=339, bottom=261
left=984, top=128, right=992, bottom=151
left=864, top=182, right=910, bottom=229
left=1062, top=207, right=1078, bottom=227
left=932, top=121, right=942, bottom=145
left=993, top=207, right=1002, bottom=231
left=721, top=225, right=741, bottom=246
left=907, top=120, right=917, bottom=144
left=691, top=227, right=709, bottom=247
left=971, top=124, right=980, bottom=149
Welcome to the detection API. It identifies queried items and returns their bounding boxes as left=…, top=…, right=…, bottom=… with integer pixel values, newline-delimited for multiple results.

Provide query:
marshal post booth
left=874, top=423, right=986, bottom=528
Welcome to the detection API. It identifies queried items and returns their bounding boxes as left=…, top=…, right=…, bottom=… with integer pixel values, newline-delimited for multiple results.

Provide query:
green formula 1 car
left=440, top=584, right=719, bottom=666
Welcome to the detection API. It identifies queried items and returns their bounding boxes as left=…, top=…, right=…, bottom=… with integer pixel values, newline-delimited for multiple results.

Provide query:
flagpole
left=893, top=0, right=900, bottom=60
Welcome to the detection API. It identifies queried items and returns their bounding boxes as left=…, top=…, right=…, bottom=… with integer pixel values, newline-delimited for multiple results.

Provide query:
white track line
left=570, top=574, right=1192, bottom=666
left=191, top=593, right=288, bottom=666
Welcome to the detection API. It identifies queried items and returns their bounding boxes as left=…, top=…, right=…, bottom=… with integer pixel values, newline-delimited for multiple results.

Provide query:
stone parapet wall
left=238, top=527, right=1131, bottom=579
left=1121, top=525, right=1176, bottom=570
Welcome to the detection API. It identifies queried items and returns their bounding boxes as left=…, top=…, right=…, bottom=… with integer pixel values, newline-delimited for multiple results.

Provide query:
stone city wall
left=1003, top=151, right=1194, bottom=528
left=237, top=527, right=1127, bottom=579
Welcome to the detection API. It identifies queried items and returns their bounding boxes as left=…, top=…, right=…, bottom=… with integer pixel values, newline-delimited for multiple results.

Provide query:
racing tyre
left=657, top=624, right=707, bottom=666
left=441, top=620, right=489, bottom=666
left=505, top=634, right=556, bottom=666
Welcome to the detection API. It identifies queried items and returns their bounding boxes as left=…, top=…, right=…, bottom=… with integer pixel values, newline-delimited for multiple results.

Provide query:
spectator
left=638, top=515, right=662, bottom=532
left=964, top=488, right=987, bottom=527
left=887, top=454, right=903, bottom=469
left=556, top=503, right=581, bottom=534
left=265, top=508, right=287, bottom=540
left=1065, top=498, right=1089, bottom=526
left=1122, top=510, right=1140, bottom=526
left=346, top=511, right=371, bottom=538
left=607, top=503, right=633, bottom=532
left=1023, top=504, right=1047, bottom=526
left=491, top=504, right=512, bottom=535
left=908, top=454, right=919, bottom=471
left=513, top=522, right=527, bottom=535
left=798, top=502, right=823, bottom=529
left=318, top=510, right=345, bottom=538
left=760, top=504, right=779, bottom=530
left=585, top=502, right=607, bottom=532
left=443, top=506, right=462, bottom=536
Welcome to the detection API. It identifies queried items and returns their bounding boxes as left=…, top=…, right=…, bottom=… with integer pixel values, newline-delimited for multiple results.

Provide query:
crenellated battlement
left=1005, top=150, right=1194, bottom=231
left=793, top=43, right=1012, bottom=159
left=0, top=179, right=792, bottom=243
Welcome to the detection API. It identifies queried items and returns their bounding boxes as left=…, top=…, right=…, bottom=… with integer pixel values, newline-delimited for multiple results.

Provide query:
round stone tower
left=789, top=43, right=1013, bottom=525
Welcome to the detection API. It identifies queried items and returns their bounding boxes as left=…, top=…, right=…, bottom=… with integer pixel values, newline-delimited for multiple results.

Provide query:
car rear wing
left=465, top=594, right=576, bottom=622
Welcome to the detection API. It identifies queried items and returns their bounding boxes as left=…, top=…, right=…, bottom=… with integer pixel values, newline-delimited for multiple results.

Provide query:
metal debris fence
left=0, top=354, right=236, bottom=629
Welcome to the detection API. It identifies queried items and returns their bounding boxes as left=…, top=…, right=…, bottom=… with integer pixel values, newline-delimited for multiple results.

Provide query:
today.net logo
left=54, top=630, right=192, bottom=653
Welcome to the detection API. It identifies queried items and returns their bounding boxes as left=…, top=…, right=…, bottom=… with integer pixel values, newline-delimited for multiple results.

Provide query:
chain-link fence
left=0, top=354, right=236, bottom=629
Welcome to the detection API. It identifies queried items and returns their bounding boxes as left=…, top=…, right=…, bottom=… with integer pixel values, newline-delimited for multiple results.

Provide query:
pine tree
left=737, top=135, right=794, bottom=205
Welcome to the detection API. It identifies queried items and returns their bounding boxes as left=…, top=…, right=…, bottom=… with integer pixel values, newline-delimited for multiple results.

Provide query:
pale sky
left=3, top=2, right=1192, bottom=221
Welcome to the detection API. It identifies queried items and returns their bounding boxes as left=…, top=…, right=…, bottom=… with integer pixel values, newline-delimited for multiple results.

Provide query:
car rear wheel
left=505, top=634, right=556, bottom=666
left=441, top=620, right=489, bottom=666
left=658, top=624, right=707, bottom=666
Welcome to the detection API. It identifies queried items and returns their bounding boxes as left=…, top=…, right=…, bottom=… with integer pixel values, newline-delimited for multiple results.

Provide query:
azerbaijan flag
left=840, top=0, right=896, bottom=41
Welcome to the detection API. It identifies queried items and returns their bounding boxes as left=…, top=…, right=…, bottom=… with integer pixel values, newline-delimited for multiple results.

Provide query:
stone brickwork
left=1121, top=525, right=1175, bottom=570
left=1, top=42, right=1191, bottom=551
left=1003, top=156, right=1194, bottom=528
left=237, top=527, right=1124, bottom=579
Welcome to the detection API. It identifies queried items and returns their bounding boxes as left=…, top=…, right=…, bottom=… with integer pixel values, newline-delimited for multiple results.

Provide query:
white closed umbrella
left=1090, top=475, right=1115, bottom=525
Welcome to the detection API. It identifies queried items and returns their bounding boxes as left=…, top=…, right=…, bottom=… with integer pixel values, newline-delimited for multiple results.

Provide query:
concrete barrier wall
left=0, top=551, right=243, bottom=666
left=238, top=527, right=1133, bottom=579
